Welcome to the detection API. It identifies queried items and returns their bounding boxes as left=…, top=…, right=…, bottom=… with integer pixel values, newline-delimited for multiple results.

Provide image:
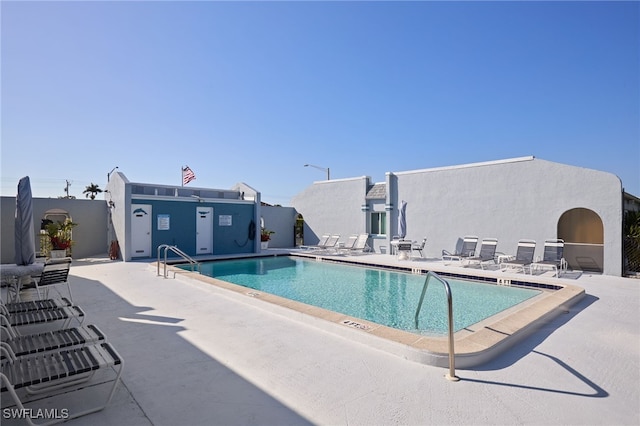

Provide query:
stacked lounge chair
left=1, top=299, right=85, bottom=332
left=1, top=341, right=124, bottom=426
left=2, top=322, right=106, bottom=357
left=1, top=261, right=124, bottom=425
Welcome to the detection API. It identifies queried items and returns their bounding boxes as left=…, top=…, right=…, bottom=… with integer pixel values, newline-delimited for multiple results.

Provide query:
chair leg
left=66, top=282, right=73, bottom=302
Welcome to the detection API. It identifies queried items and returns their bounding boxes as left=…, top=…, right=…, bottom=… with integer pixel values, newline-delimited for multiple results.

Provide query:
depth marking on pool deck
left=341, top=319, right=372, bottom=331
left=246, top=292, right=261, bottom=297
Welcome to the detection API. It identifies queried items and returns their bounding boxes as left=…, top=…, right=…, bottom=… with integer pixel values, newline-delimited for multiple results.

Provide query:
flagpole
left=181, top=166, right=183, bottom=187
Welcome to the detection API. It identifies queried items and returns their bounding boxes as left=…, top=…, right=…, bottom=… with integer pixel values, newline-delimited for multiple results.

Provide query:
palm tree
left=83, top=183, right=103, bottom=200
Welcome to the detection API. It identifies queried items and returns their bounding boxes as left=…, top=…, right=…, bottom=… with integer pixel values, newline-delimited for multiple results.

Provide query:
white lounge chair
left=2, top=297, right=74, bottom=314
left=315, top=235, right=341, bottom=254
left=442, top=236, right=478, bottom=264
left=1, top=323, right=106, bottom=357
left=300, top=234, right=330, bottom=251
left=501, top=239, right=536, bottom=274
left=1, top=342, right=123, bottom=426
left=337, top=235, right=359, bottom=254
left=530, top=239, right=567, bottom=277
left=346, top=234, right=371, bottom=255
left=0, top=299, right=85, bottom=336
left=465, top=238, right=498, bottom=269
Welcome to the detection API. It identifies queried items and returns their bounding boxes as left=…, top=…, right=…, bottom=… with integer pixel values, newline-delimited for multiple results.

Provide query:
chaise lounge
left=530, top=239, right=567, bottom=277
left=500, top=239, right=536, bottom=274
left=0, top=299, right=85, bottom=335
left=465, top=238, right=498, bottom=269
left=1, top=342, right=124, bottom=426
left=1, top=322, right=106, bottom=357
left=442, top=236, right=478, bottom=265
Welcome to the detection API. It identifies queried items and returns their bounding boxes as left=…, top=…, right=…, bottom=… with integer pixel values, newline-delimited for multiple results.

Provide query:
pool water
left=189, top=256, right=541, bottom=335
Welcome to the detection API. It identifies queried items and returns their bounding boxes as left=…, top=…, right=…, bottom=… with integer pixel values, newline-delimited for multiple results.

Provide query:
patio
left=2, top=252, right=639, bottom=425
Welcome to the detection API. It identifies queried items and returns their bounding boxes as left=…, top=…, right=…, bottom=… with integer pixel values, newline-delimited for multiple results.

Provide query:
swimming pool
left=192, top=256, right=541, bottom=335
left=172, top=254, right=584, bottom=367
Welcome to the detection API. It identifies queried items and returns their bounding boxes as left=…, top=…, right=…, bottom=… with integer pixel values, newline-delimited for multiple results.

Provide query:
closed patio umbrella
left=398, top=200, right=407, bottom=240
left=14, top=176, right=36, bottom=265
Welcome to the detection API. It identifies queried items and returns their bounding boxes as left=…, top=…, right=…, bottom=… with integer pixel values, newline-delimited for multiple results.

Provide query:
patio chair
left=21, top=257, right=73, bottom=302
left=300, top=234, right=330, bottom=251
left=1, top=342, right=123, bottom=426
left=1, top=323, right=106, bottom=357
left=0, top=302, right=85, bottom=335
left=442, top=236, right=478, bottom=264
left=337, top=235, right=359, bottom=254
left=530, top=239, right=567, bottom=277
left=411, top=238, right=427, bottom=258
left=346, top=234, right=371, bottom=255
left=465, top=238, right=498, bottom=269
left=501, top=239, right=537, bottom=274
left=315, top=235, right=341, bottom=254
left=2, top=297, right=73, bottom=315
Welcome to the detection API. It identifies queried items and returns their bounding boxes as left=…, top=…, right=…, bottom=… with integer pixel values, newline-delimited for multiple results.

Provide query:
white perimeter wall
left=395, top=157, right=622, bottom=275
left=291, top=157, right=624, bottom=276
left=260, top=205, right=298, bottom=248
left=291, top=176, right=370, bottom=245
left=1, top=196, right=109, bottom=263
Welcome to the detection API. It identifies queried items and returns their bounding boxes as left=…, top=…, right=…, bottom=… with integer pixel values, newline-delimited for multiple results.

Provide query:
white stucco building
left=292, top=156, right=632, bottom=276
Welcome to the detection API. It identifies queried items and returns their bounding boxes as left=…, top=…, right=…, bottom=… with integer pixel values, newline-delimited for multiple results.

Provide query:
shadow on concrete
left=460, top=293, right=607, bottom=397
left=461, top=348, right=608, bottom=398
left=472, top=293, right=599, bottom=371
left=47, top=272, right=314, bottom=426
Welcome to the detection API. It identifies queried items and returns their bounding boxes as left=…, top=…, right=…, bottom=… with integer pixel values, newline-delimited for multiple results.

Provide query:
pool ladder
left=157, top=244, right=200, bottom=278
left=414, top=271, right=459, bottom=381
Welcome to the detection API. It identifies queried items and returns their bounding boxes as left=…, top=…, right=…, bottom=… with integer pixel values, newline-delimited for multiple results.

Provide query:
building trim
left=393, top=156, right=535, bottom=177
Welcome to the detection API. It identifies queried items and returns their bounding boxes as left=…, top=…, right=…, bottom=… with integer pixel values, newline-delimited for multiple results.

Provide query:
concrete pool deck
left=3, top=251, right=639, bottom=425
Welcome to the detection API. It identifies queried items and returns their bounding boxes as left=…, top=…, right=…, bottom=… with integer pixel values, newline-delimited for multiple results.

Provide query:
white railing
left=414, top=271, right=458, bottom=381
left=157, top=244, right=200, bottom=278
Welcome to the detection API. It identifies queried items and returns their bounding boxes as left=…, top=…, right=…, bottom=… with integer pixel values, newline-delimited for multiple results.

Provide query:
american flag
left=182, top=166, right=196, bottom=186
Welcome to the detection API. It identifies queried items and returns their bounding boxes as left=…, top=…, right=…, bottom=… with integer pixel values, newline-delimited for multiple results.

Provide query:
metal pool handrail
left=414, top=271, right=459, bottom=381
left=157, top=244, right=200, bottom=278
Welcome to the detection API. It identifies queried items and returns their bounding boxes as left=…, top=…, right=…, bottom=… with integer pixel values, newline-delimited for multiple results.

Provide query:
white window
left=370, top=212, right=386, bottom=235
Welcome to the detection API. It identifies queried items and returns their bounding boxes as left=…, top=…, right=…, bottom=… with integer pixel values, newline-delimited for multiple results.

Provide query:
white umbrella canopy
left=398, top=200, right=407, bottom=240
left=14, top=176, right=36, bottom=265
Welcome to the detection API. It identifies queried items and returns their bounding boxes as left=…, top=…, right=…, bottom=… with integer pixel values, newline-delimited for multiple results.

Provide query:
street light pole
left=304, top=164, right=330, bottom=180
left=107, top=166, right=119, bottom=182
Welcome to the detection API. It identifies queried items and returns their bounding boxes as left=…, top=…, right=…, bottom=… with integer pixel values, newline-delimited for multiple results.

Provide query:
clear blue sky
left=2, top=1, right=638, bottom=205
